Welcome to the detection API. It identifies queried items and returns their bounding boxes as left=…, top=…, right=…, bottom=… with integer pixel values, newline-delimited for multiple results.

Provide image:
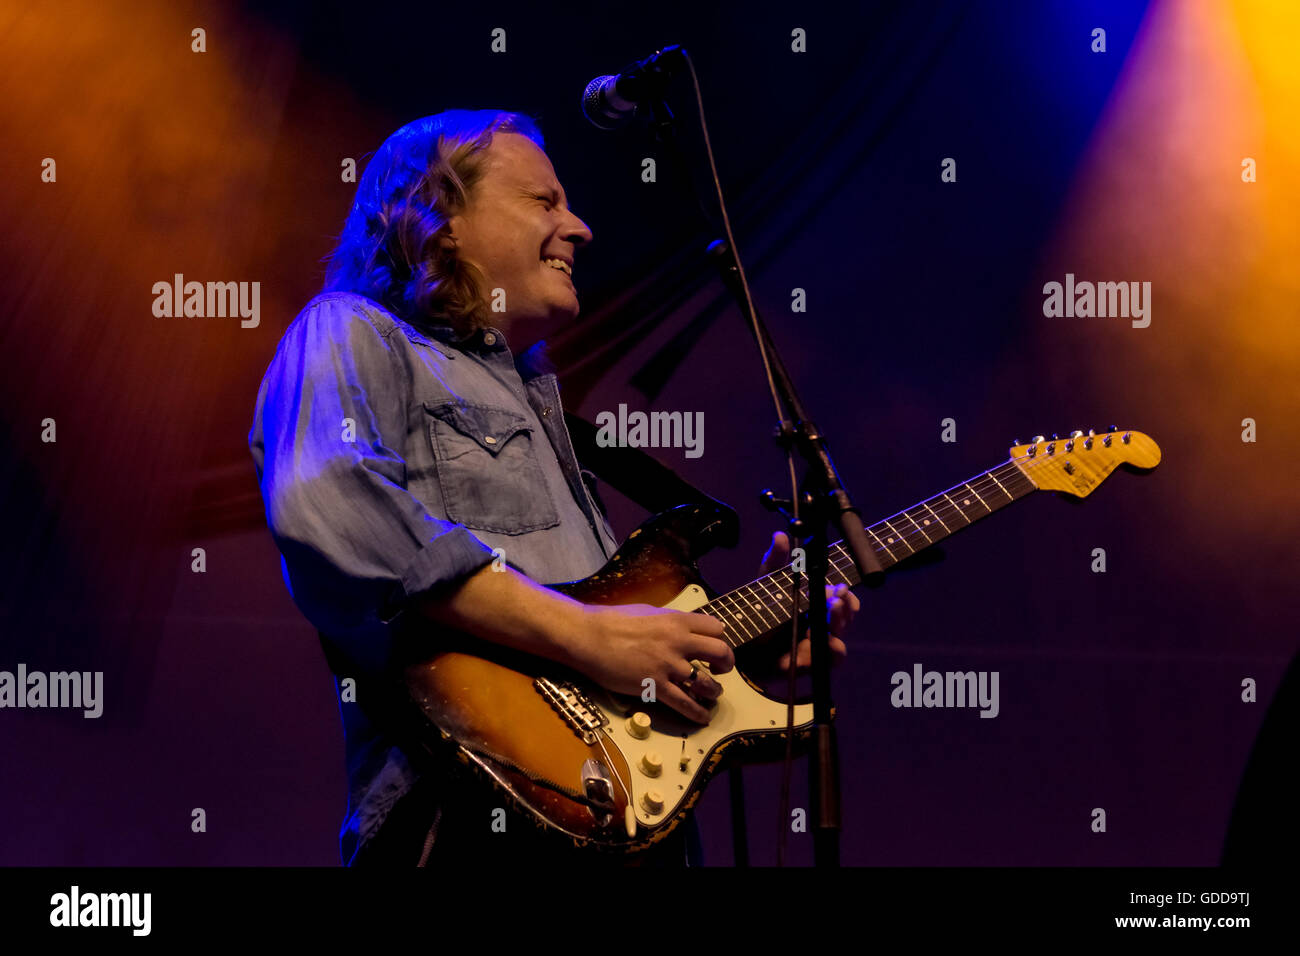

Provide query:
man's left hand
left=758, top=531, right=861, bottom=672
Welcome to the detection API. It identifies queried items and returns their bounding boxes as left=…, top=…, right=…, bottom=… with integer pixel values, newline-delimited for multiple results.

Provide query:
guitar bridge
left=534, top=677, right=610, bottom=744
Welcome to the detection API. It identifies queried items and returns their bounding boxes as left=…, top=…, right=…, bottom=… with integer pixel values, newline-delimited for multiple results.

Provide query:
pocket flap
left=424, top=401, right=532, bottom=456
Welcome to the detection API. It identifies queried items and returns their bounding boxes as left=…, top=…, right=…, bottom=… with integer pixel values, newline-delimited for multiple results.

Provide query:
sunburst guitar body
left=400, top=428, right=1161, bottom=853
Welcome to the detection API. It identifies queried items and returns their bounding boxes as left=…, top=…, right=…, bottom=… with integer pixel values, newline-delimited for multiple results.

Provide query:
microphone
left=581, top=45, right=684, bottom=130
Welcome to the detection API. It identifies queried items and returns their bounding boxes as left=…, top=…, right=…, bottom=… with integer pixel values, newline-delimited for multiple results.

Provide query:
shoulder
left=286, top=292, right=457, bottom=361
left=286, top=291, right=399, bottom=341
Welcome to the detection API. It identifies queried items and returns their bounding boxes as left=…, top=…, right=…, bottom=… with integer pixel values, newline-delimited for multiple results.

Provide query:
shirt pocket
left=424, top=401, right=561, bottom=535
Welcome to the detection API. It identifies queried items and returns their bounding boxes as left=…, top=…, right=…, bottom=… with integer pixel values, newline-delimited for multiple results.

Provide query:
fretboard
left=701, top=460, right=1036, bottom=648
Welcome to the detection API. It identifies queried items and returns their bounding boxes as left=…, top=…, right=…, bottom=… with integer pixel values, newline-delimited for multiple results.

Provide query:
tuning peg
left=1031, top=435, right=1045, bottom=444
left=1012, top=438, right=1022, bottom=446
left=1087, top=428, right=1096, bottom=437
left=1051, top=433, right=1060, bottom=441
left=1069, top=430, right=1083, bottom=439
left=1107, top=425, right=1118, bottom=432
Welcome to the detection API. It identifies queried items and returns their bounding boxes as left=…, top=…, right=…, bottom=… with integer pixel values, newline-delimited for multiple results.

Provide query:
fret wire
left=701, top=599, right=742, bottom=648
left=864, top=525, right=890, bottom=554
left=961, top=481, right=992, bottom=515
left=714, top=591, right=759, bottom=643
left=879, top=518, right=916, bottom=555
left=725, top=593, right=760, bottom=646
left=773, top=568, right=811, bottom=616
left=742, top=580, right=783, bottom=632
left=939, top=492, right=970, bottom=525
left=918, top=498, right=952, bottom=534
left=754, top=573, right=794, bottom=623
left=983, top=469, right=1014, bottom=502
left=899, top=509, right=935, bottom=545
left=825, top=561, right=852, bottom=586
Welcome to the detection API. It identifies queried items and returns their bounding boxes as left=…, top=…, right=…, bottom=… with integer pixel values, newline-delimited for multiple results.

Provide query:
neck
left=700, top=458, right=1037, bottom=647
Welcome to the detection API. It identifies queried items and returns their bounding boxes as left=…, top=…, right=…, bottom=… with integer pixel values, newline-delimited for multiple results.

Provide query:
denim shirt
left=248, top=291, right=619, bottom=864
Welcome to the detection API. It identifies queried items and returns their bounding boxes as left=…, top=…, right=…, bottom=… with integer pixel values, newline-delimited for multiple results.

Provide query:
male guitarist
left=249, top=109, right=859, bottom=866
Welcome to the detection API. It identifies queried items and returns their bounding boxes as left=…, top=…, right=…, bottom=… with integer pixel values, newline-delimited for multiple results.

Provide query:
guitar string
left=704, top=456, right=1046, bottom=646
left=711, top=458, right=1028, bottom=619
left=709, top=452, right=1053, bottom=645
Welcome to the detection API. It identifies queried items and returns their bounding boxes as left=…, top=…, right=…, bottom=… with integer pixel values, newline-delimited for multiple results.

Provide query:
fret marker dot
left=923, top=519, right=930, bottom=525
left=963, top=499, right=970, bottom=506
left=887, top=537, right=894, bottom=543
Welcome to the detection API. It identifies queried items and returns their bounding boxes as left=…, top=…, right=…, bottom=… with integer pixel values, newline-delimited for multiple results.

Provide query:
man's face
left=447, top=132, right=593, bottom=348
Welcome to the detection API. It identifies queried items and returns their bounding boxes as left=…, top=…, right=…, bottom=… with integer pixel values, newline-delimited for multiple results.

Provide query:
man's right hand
left=570, top=603, right=732, bottom=724
left=416, top=565, right=733, bottom=724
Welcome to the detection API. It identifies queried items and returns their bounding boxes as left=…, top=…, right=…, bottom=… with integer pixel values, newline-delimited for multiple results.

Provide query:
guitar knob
left=639, top=752, right=663, bottom=777
left=641, top=790, right=665, bottom=815
left=625, top=712, right=652, bottom=739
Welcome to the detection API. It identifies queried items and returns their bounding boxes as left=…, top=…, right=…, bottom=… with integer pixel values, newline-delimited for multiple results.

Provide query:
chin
left=550, top=298, right=580, bottom=322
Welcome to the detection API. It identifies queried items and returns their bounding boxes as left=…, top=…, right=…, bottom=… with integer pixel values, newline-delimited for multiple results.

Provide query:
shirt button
left=482, top=332, right=497, bottom=346
left=542, top=407, right=551, bottom=417
left=484, top=435, right=497, bottom=444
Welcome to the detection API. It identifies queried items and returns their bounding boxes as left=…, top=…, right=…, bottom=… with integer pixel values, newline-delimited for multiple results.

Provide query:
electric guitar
left=401, top=428, right=1161, bottom=852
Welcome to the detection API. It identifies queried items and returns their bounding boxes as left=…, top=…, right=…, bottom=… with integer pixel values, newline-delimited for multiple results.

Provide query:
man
left=249, top=109, right=859, bottom=866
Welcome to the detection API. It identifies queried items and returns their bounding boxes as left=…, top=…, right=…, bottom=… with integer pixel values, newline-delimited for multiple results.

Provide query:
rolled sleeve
left=249, top=296, right=494, bottom=664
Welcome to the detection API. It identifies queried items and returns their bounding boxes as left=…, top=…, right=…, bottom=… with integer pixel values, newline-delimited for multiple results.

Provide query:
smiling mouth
left=542, top=257, right=572, bottom=277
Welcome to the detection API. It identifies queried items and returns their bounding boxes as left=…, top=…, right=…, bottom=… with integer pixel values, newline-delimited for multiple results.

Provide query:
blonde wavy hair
left=323, top=110, right=544, bottom=334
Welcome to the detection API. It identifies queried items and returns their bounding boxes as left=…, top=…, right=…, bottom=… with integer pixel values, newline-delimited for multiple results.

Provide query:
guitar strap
left=564, top=411, right=739, bottom=533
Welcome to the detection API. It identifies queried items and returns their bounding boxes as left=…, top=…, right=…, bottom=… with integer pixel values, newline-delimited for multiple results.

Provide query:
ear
left=439, top=221, right=461, bottom=251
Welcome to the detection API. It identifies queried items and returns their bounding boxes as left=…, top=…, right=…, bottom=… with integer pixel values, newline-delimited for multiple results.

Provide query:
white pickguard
left=590, top=584, right=814, bottom=832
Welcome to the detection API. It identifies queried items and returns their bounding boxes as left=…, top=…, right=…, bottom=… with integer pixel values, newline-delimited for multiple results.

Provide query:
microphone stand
left=708, top=241, right=885, bottom=867
left=620, top=50, right=887, bottom=865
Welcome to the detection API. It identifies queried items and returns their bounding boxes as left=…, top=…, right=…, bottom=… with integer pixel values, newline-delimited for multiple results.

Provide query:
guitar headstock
left=1009, top=428, right=1160, bottom=498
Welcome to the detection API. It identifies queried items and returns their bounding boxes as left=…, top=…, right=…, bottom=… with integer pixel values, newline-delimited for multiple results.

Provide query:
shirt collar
left=421, top=321, right=554, bottom=382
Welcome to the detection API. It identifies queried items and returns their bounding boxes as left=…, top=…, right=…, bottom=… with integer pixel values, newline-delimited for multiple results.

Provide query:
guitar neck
left=702, top=459, right=1037, bottom=648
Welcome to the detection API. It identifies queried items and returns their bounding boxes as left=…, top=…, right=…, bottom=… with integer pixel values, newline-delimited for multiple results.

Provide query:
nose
left=562, top=209, right=593, bottom=247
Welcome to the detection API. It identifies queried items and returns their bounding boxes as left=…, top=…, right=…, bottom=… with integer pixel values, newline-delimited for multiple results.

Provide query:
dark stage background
left=2, top=0, right=1297, bottom=866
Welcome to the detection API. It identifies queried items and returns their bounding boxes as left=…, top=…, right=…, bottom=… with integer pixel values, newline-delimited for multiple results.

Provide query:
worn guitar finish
left=402, top=428, right=1161, bottom=852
